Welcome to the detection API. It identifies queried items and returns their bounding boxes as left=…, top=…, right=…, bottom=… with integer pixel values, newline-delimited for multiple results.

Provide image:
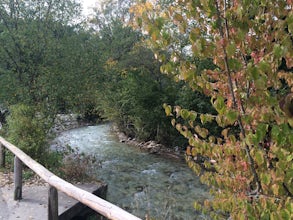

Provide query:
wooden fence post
left=14, top=156, right=22, bottom=200
left=0, top=143, right=5, bottom=167
left=48, top=186, right=58, bottom=220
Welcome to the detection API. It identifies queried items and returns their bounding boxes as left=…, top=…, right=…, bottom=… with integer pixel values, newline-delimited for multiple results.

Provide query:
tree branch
left=215, top=0, right=262, bottom=193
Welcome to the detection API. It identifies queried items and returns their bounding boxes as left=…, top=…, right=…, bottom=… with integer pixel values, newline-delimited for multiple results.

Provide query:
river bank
left=111, top=125, right=185, bottom=161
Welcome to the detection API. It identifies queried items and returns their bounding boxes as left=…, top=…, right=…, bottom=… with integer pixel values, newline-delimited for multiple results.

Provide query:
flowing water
left=53, top=124, right=210, bottom=220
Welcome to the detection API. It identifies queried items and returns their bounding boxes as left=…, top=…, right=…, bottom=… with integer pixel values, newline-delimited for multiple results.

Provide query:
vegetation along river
left=53, top=124, right=210, bottom=220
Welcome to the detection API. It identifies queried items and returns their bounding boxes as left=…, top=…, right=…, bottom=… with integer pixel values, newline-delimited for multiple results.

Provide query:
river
left=53, top=124, right=210, bottom=220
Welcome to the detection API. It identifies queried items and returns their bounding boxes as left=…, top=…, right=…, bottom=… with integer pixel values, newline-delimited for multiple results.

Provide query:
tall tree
left=0, top=0, right=96, bottom=162
left=131, top=0, right=293, bottom=219
left=90, top=2, right=194, bottom=146
left=0, top=0, right=81, bottom=107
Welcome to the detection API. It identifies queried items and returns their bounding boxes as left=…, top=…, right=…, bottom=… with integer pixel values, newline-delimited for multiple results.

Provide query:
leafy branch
left=214, top=0, right=262, bottom=194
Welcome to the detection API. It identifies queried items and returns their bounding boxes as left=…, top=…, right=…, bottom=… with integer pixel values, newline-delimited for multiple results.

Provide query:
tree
left=0, top=0, right=81, bottom=108
left=131, top=0, right=293, bottom=219
left=0, top=0, right=94, bottom=162
left=93, top=17, right=178, bottom=144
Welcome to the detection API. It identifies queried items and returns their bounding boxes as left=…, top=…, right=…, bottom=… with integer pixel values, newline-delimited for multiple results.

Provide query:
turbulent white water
left=54, top=124, right=210, bottom=220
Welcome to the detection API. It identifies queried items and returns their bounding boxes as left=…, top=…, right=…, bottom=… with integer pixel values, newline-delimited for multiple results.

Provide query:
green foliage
left=6, top=104, right=51, bottom=163
left=132, top=0, right=293, bottom=219
left=0, top=0, right=95, bottom=114
left=99, top=40, right=181, bottom=145
left=88, top=1, right=217, bottom=147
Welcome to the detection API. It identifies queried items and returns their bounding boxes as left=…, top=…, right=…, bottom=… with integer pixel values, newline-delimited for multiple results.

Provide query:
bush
left=6, top=104, right=50, bottom=163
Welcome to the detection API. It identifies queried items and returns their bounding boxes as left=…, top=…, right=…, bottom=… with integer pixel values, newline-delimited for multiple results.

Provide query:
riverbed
left=53, top=124, right=210, bottom=220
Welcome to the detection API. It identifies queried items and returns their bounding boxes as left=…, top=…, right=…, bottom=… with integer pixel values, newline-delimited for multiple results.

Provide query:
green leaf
left=213, top=96, right=226, bottom=114
left=255, top=150, right=264, bottom=165
left=225, top=110, right=238, bottom=125
left=181, top=109, right=190, bottom=120
left=194, top=201, right=202, bottom=211
left=200, top=114, right=214, bottom=124
left=163, top=104, right=172, bottom=116
left=286, top=154, right=293, bottom=162
left=255, top=123, right=268, bottom=143
left=189, top=111, right=197, bottom=121
left=260, top=173, right=271, bottom=185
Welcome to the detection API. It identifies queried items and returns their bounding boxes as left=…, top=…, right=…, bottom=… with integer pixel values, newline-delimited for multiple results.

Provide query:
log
left=0, top=143, right=5, bottom=167
left=14, top=156, right=22, bottom=200
left=48, top=186, right=58, bottom=220
left=0, top=136, right=141, bottom=220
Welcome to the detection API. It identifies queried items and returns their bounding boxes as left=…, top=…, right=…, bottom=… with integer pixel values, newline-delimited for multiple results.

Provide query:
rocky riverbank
left=112, top=126, right=185, bottom=161
left=50, top=113, right=93, bottom=134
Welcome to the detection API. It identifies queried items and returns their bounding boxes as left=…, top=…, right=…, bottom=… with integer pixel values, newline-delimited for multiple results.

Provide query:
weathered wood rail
left=0, top=136, right=141, bottom=220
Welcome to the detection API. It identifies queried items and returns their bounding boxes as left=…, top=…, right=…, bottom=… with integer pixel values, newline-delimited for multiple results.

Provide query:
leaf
left=200, top=114, right=214, bottom=124
left=189, top=111, right=197, bottom=121
left=225, top=110, right=238, bottom=125
left=272, top=184, right=279, bottom=195
left=213, top=96, right=226, bottom=114
left=270, top=212, right=279, bottom=220
left=255, top=150, right=264, bottom=165
left=221, top=128, right=229, bottom=139
left=194, top=201, right=202, bottom=211
left=174, top=106, right=181, bottom=118
left=163, top=104, right=172, bottom=116
left=260, top=173, right=271, bottom=185
left=171, top=118, right=176, bottom=126
left=255, top=123, right=268, bottom=143
left=180, top=109, right=190, bottom=120
left=195, top=125, right=209, bottom=139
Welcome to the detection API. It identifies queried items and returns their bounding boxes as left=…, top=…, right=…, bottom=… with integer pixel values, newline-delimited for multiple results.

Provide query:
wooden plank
left=14, top=156, right=22, bottom=200
left=0, top=136, right=141, bottom=220
left=59, top=183, right=107, bottom=220
left=0, top=143, right=5, bottom=167
left=48, top=186, right=58, bottom=220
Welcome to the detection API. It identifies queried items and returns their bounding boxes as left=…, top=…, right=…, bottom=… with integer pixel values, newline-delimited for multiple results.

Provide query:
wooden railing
left=0, top=137, right=141, bottom=220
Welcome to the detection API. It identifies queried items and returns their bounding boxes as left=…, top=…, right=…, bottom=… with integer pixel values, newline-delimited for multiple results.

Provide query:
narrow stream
left=53, top=124, right=210, bottom=220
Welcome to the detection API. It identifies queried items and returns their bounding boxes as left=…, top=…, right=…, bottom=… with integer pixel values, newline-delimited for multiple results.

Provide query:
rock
left=50, top=114, right=93, bottom=135
left=112, top=125, right=184, bottom=161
